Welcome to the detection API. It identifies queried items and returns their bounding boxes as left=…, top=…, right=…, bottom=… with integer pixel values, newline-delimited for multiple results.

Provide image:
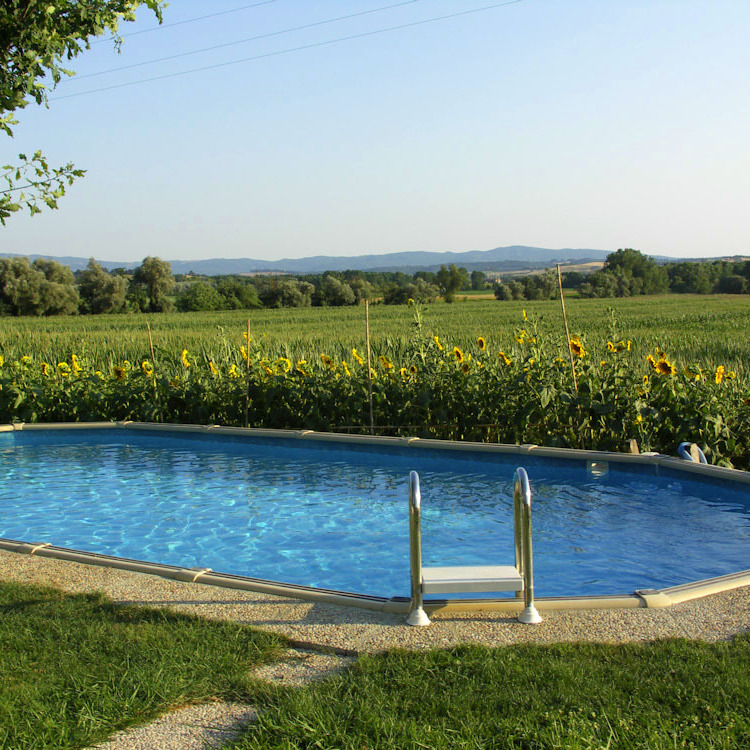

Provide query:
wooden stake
left=146, top=321, right=156, bottom=366
left=244, top=319, right=251, bottom=429
left=557, top=264, right=578, bottom=393
left=365, top=300, right=374, bottom=435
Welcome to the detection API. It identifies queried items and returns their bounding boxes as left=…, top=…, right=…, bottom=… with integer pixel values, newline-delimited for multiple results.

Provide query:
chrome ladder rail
left=513, top=467, right=542, bottom=624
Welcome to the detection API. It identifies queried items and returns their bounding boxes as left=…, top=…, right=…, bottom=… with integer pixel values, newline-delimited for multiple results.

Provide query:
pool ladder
left=407, top=467, right=542, bottom=627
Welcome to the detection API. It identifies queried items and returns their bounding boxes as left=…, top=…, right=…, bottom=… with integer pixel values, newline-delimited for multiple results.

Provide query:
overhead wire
left=91, top=1, right=277, bottom=43
left=53, top=0, right=524, bottom=101
left=76, top=0, right=424, bottom=81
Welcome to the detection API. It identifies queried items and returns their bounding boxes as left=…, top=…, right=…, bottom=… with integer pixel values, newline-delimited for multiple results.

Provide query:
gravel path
left=3, top=549, right=749, bottom=749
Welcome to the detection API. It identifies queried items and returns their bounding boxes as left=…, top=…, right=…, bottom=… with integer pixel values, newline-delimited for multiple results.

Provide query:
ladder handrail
left=406, top=470, right=430, bottom=626
left=513, top=467, right=541, bottom=623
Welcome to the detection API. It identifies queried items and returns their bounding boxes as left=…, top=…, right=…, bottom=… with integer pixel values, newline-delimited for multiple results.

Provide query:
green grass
left=234, top=639, right=750, bottom=749
left=0, top=580, right=286, bottom=749
left=2, top=295, right=750, bottom=373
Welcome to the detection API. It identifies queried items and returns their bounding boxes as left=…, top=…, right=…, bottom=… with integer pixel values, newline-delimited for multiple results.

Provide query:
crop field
left=1, top=295, right=749, bottom=468
left=1, top=294, right=749, bottom=371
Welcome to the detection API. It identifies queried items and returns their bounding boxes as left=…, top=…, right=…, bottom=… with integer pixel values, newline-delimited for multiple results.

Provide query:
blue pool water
left=1, top=429, right=749, bottom=598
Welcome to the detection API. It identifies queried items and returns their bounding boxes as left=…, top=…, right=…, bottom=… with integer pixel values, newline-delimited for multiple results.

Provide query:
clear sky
left=2, top=0, right=749, bottom=263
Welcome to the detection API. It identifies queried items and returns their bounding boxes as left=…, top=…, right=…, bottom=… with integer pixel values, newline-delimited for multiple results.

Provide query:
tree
left=314, top=275, right=356, bottom=306
left=130, top=256, right=174, bottom=312
left=78, top=258, right=127, bottom=313
left=0, top=256, right=78, bottom=315
left=436, top=264, right=469, bottom=303
left=470, top=270, right=487, bottom=290
left=176, top=281, right=223, bottom=312
left=1, top=1, right=163, bottom=224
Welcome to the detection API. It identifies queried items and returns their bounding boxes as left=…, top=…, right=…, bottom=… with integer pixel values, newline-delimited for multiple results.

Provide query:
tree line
left=2, top=250, right=749, bottom=316
left=0, top=256, right=490, bottom=316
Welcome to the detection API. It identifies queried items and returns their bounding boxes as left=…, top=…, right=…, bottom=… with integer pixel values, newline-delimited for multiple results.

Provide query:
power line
left=76, top=0, right=423, bottom=81
left=91, top=1, right=277, bottom=44
left=53, top=0, right=524, bottom=101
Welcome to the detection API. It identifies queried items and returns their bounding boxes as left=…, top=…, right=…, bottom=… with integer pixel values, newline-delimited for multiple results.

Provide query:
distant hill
left=0, top=245, right=612, bottom=276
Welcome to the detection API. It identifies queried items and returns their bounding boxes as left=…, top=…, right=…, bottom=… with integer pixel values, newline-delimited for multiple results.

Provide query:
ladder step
left=422, top=565, right=523, bottom=594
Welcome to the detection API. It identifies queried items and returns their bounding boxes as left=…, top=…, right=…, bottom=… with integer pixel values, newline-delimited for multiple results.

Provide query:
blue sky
left=2, top=0, right=749, bottom=262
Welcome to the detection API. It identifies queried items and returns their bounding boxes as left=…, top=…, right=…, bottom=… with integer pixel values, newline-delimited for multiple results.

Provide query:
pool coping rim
left=3, top=420, right=750, bottom=614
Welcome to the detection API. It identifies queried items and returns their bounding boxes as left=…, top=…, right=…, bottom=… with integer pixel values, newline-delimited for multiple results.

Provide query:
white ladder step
left=422, top=565, right=523, bottom=594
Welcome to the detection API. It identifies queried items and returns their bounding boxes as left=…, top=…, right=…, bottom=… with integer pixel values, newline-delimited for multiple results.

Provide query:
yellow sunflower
left=351, top=348, right=364, bottom=366
left=477, top=337, right=486, bottom=351
left=320, top=354, right=335, bottom=369
left=715, top=365, right=725, bottom=384
left=569, top=336, right=585, bottom=358
left=655, top=358, right=675, bottom=376
left=113, top=365, right=126, bottom=380
left=141, top=360, right=154, bottom=376
left=433, top=335, right=443, bottom=351
left=181, top=349, right=190, bottom=368
left=453, top=347, right=464, bottom=363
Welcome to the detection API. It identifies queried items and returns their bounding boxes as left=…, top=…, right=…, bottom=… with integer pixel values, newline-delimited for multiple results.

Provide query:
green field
left=1, top=294, right=749, bottom=373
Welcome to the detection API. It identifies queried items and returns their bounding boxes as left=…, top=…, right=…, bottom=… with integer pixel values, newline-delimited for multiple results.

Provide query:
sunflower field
left=1, top=299, right=748, bottom=469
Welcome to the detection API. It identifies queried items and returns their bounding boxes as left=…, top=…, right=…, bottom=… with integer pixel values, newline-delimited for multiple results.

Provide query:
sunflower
left=715, top=365, right=725, bottom=384
left=181, top=349, right=190, bottom=368
left=655, top=358, right=675, bottom=376
left=453, top=347, right=464, bottom=363
left=240, top=345, right=249, bottom=363
left=113, top=365, right=126, bottom=380
left=515, top=330, right=526, bottom=344
left=433, top=335, right=443, bottom=351
left=378, top=354, right=393, bottom=370
left=498, top=351, right=512, bottom=366
left=569, top=336, right=585, bottom=358
left=41, top=362, right=50, bottom=376
left=21, top=355, right=32, bottom=365
left=477, top=337, right=486, bottom=351
left=342, top=361, right=351, bottom=377
left=275, top=357, right=292, bottom=373
left=399, top=367, right=409, bottom=379
left=228, top=364, right=240, bottom=378
left=295, top=360, right=310, bottom=378
left=320, top=354, right=335, bottom=369
left=57, top=362, right=71, bottom=376
left=141, top=360, right=154, bottom=376
left=646, top=354, right=658, bottom=370
left=351, top=348, right=364, bottom=366
left=409, top=364, right=417, bottom=374
left=70, top=353, right=81, bottom=373
left=242, top=331, right=252, bottom=342
left=607, top=341, right=615, bottom=352
left=683, top=365, right=700, bottom=381
left=209, top=361, right=218, bottom=376
left=0, top=355, right=3, bottom=367
left=461, top=362, right=470, bottom=374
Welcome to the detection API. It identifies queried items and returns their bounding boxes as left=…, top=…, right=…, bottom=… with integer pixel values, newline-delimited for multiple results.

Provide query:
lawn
left=0, top=581, right=285, bottom=749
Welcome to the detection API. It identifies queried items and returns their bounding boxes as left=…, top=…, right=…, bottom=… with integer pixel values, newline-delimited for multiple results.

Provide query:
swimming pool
left=2, top=422, right=749, bottom=608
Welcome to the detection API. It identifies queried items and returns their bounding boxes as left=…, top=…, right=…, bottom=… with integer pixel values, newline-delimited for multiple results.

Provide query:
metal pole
left=514, top=467, right=542, bottom=624
left=406, top=470, right=430, bottom=626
